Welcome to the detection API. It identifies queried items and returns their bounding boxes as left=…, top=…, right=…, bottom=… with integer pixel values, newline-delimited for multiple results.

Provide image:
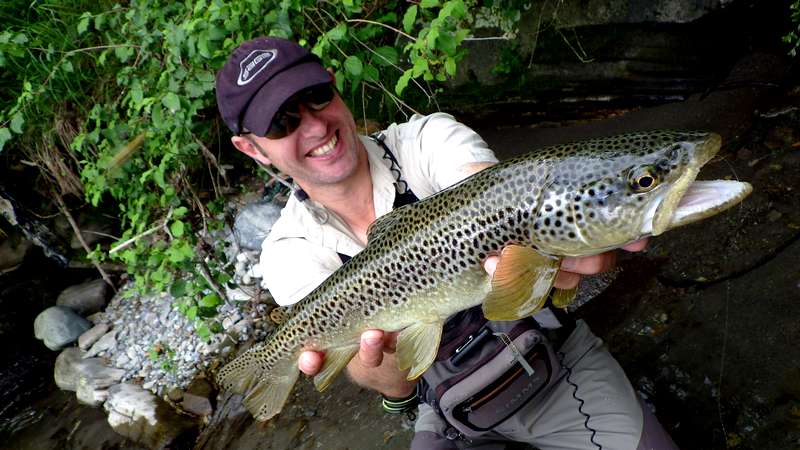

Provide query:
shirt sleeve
left=388, top=113, right=499, bottom=196
left=259, top=236, right=342, bottom=306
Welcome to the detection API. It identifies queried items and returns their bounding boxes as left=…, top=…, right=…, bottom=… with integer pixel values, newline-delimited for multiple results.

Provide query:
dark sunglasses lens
left=263, top=84, right=333, bottom=139
left=304, top=84, right=334, bottom=110
left=265, top=112, right=300, bottom=139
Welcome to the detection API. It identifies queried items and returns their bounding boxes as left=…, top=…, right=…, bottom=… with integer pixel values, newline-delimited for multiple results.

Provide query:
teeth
left=309, top=134, right=338, bottom=157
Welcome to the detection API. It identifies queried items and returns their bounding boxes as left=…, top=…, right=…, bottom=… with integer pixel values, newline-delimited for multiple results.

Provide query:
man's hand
left=298, top=329, right=416, bottom=398
left=482, top=239, right=649, bottom=286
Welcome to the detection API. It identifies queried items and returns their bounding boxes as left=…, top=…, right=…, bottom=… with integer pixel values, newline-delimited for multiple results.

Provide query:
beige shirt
left=259, top=113, right=498, bottom=306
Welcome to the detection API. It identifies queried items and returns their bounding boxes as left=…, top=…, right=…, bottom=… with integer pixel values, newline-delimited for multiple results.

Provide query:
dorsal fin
left=366, top=204, right=411, bottom=242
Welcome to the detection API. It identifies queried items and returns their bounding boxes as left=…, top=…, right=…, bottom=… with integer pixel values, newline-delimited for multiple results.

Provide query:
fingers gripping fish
left=217, top=130, right=752, bottom=421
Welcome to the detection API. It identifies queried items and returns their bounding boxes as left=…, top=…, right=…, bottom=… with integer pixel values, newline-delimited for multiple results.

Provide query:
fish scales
left=217, top=130, right=752, bottom=421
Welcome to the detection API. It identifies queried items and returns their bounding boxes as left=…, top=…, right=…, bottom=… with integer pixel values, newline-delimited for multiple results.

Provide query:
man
left=215, top=37, right=677, bottom=449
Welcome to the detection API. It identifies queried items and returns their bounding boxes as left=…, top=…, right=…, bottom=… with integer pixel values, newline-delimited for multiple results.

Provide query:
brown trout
left=218, top=130, right=752, bottom=421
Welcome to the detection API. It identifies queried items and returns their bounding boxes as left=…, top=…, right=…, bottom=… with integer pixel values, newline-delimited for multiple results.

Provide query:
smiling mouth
left=307, top=132, right=339, bottom=157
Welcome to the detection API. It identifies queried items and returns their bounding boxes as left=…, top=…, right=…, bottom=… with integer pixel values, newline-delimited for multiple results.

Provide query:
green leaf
left=173, top=206, right=188, bottom=219
left=344, top=55, right=363, bottom=77
left=327, top=23, right=347, bottom=41
left=10, top=113, right=24, bottom=134
left=170, top=279, right=188, bottom=297
left=363, top=64, right=379, bottom=82
left=187, top=305, right=198, bottom=320
left=412, top=57, right=429, bottom=77
left=403, top=5, right=418, bottom=33
left=420, top=0, right=439, bottom=8
left=199, top=293, right=221, bottom=308
left=162, top=93, right=180, bottom=112
left=170, top=220, right=185, bottom=238
left=114, top=46, right=133, bottom=63
left=395, top=69, right=413, bottom=96
left=374, top=46, right=398, bottom=66
left=0, top=128, right=11, bottom=153
left=197, top=33, right=211, bottom=59
left=444, top=57, right=457, bottom=76
left=195, top=321, right=211, bottom=340
left=62, top=60, right=74, bottom=73
left=77, top=16, right=91, bottom=34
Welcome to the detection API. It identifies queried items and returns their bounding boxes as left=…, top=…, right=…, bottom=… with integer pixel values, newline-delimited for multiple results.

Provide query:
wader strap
left=337, top=134, right=420, bottom=265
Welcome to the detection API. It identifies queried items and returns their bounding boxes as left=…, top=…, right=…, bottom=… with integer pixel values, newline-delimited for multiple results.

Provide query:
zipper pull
left=493, top=332, right=535, bottom=376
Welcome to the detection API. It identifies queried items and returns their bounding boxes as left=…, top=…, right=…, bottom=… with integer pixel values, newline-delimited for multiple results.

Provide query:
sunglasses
left=263, top=83, right=335, bottom=139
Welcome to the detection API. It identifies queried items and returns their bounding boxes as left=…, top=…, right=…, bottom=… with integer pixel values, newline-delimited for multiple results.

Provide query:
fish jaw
left=641, top=180, right=752, bottom=235
left=651, top=132, right=721, bottom=235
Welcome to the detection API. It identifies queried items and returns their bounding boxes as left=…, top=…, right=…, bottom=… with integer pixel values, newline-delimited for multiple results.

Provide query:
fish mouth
left=641, top=180, right=753, bottom=235
left=641, top=133, right=752, bottom=236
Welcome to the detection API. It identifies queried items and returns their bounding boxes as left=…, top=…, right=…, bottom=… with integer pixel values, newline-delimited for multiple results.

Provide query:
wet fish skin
left=218, top=130, right=752, bottom=421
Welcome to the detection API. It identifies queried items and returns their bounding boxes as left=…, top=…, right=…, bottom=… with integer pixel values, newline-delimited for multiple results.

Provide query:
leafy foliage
left=0, top=0, right=523, bottom=340
left=786, top=0, right=800, bottom=57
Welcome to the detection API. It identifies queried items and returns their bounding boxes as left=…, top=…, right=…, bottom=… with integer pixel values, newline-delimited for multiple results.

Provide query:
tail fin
left=217, top=343, right=300, bottom=421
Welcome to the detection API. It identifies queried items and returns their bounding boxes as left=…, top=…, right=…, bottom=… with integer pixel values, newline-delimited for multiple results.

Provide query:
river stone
left=105, top=383, right=196, bottom=449
left=84, top=330, right=117, bottom=358
left=76, top=378, right=111, bottom=407
left=233, top=199, right=283, bottom=250
left=57, top=279, right=108, bottom=315
left=34, top=306, right=92, bottom=351
left=55, top=348, right=125, bottom=392
left=0, top=228, right=31, bottom=273
left=78, top=323, right=110, bottom=350
left=54, top=348, right=85, bottom=391
left=181, top=393, right=213, bottom=417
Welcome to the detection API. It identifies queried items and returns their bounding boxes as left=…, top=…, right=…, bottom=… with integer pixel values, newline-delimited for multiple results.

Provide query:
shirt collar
left=289, top=135, right=397, bottom=255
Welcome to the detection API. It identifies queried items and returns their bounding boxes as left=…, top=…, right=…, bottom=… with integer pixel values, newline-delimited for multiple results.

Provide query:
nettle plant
left=0, top=0, right=525, bottom=340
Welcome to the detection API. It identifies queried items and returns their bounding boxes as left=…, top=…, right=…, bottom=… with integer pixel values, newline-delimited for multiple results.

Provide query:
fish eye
left=629, top=168, right=659, bottom=192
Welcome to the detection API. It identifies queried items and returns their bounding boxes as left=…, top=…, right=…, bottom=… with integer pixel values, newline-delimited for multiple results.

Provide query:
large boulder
left=34, top=306, right=92, bottom=350
left=105, top=383, right=196, bottom=449
left=57, top=279, right=109, bottom=316
left=233, top=199, right=283, bottom=251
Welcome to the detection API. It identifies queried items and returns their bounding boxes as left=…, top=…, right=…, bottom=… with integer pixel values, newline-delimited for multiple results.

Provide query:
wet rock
left=84, top=330, right=117, bottom=358
left=54, top=348, right=125, bottom=392
left=57, top=279, right=108, bottom=315
left=181, top=393, right=213, bottom=417
left=233, top=199, right=283, bottom=250
left=76, top=378, right=112, bottom=407
left=105, top=383, right=196, bottom=449
left=0, top=227, right=31, bottom=273
left=167, top=387, right=184, bottom=402
left=54, top=348, right=85, bottom=391
left=34, top=306, right=92, bottom=351
left=78, top=323, right=110, bottom=350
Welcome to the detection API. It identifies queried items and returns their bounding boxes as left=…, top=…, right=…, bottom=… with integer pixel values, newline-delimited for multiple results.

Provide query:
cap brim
left=241, top=61, right=332, bottom=137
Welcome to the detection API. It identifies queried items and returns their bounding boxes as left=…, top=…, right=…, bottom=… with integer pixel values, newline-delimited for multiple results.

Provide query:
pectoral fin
left=313, top=344, right=359, bottom=392
left=551, top=287, right=578, bottom=309
left=396, top=321, right=444, bottom=380
left=483, top=245, right=560, bottom=321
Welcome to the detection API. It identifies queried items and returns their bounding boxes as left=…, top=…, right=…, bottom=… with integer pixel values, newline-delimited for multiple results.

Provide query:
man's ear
left=231, top=135, right=271, bottom=165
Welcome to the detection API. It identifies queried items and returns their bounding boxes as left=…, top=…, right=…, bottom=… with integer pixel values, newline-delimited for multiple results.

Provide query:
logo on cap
left=237, top=49, right=278, bottom=86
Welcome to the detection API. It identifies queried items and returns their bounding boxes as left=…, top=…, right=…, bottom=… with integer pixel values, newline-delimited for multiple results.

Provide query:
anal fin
left=313, top=345, right=359, bottom=392
left=483, top=245, right=560, bottom=321
left=396, top=321, right=444, bottom=380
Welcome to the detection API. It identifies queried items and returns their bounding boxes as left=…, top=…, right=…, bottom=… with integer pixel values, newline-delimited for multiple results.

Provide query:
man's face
left=235, top=92, right=364, bottom=190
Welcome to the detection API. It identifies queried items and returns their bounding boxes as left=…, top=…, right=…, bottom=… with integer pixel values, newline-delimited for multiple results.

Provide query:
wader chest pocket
left=437, top=329, right=561, bottom=437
